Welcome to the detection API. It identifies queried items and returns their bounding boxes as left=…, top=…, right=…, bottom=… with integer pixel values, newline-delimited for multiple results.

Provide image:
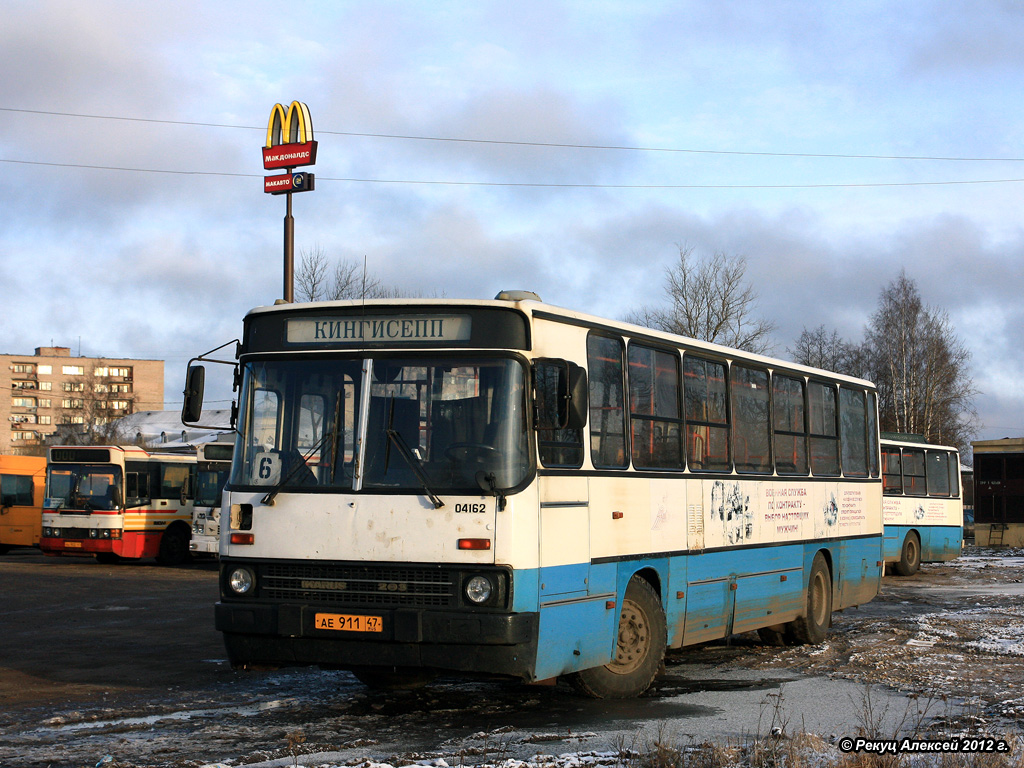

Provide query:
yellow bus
left=0, top=455, right=46, bottom=553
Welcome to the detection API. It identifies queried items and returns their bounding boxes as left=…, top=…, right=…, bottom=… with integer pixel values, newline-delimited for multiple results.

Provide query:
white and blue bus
left=881, top=436, right=963, bottom=575
left=182, top=292, right=883, bottom=697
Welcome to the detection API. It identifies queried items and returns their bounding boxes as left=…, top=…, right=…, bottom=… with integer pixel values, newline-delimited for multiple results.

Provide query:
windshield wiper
left=261, top=429, right=333, bottom=506
left=328, top=389, right=344, bottom=483
left=385, top=428, right=444, bottom=509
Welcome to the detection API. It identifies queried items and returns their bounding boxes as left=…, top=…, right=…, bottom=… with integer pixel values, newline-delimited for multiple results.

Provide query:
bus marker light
left=231, top=533, right=255, bottom=545
left=457, top=538, right=490, bottom=550
left=780, top=575, right=787, bottom=582
left=676, top=591, right=685, bottom=599
left=606, top=600, right=615, bottom=609
left=612, top=511, right=623, bottom=519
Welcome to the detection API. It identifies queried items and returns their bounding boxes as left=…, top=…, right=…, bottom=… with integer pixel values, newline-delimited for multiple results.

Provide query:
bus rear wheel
left=351, top=666, right=438, bottom=690
left=895, top=532, right=921, bottom=576
left=566, top=576, right=666, bottom=698
left=785, top=553, right=832, bottom=645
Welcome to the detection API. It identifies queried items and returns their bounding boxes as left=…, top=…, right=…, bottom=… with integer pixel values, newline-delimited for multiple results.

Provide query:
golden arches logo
left=266, top=101, right=314, bottom=148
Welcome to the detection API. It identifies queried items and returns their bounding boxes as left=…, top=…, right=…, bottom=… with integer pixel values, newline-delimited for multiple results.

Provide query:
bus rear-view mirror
left=182, top=365, right=206, bottom=424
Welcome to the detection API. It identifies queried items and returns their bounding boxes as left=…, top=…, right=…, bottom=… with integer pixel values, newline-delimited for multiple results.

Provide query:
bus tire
left=895, top=532, right=921, bottom=576
left=351, top=666, right=437, bottom=690
left=785, top=552, right=832, bottom=645
left=156, top=524, right=191, bottom=566
left=566, top=576, right=666, bottom=699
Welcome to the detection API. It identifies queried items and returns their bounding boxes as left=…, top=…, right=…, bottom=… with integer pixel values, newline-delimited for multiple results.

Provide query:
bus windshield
left=195, top=467, right=229, bottom=507
left=46, top=465, right=122, bottom=511
left=232, top=356, right=530, bottom=493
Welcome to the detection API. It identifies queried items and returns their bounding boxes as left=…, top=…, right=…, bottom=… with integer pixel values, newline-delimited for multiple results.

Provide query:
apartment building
left=2, top=347, right=164, bottom=454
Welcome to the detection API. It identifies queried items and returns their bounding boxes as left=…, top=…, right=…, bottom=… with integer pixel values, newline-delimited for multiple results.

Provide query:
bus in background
left=41, top=446, right=196, bottom=565
left=972, top=437, right=1024, bottom=547
left=183, top=292, right=883, bottom=698
left=880, top=436, right=963, bottom=575
left=190, top=441, right=233, bottom=556
left=0, top=455, right=46, bottom=554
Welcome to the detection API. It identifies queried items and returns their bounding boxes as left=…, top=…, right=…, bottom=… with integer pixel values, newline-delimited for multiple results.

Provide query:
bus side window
left=683, top=355, right=730, bottom=472
left=926, top=450, right=951, bottom=496
left=772, top=375, right=808, bottom=475
left=0, top=474, right=34, bottom=506
left=159, top=464, right=191, bottom=500
left=628, top=344, right=684, bottom=470
left=587, top=334, right=627, bottom=469
left=903, top=449, right=927, bottom=496
left=808, top=381, right=840, bottom=476
left=126, top=471, right=151, bottom=506
left=839, top=387, right=868, bottom=477
left=731, top=364, right=771, bottom=474
left=882, top=447, right=903, bottom=494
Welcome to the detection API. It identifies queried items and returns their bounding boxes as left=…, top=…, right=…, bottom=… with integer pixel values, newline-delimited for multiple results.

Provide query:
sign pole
left=283, top=191, right=294, bottom=302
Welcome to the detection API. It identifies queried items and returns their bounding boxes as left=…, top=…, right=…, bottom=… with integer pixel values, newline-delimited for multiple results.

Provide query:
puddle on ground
left=34, top=698, right=295, bottom=734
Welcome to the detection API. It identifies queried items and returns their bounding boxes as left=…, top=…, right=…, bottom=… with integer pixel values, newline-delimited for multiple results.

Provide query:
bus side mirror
left=535, top=361, right=588, bottom=431
left=182, top=365, right=206, bottom=424
left=566, top=364, right=588, bottom=430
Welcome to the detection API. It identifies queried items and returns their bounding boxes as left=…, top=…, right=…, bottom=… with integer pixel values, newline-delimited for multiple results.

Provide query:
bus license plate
left=314, top=613, right=383, bottom=633
left=65, top=541, right=83, bottom=548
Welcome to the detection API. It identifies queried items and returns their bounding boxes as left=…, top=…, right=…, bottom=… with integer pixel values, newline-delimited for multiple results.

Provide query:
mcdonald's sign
left=262, top=101, right=318, bottom=170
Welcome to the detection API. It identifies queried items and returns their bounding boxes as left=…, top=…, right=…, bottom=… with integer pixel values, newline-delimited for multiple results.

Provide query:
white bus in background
left=190, top=442, right=234, bottom=555
left=881, top=436, right=963, bottom=575
left=182, top=291, right=883, bottom=697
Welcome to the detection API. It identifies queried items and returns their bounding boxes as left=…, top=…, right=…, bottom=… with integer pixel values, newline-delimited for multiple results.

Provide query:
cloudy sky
left=2, top=0, right=1023, bottom=445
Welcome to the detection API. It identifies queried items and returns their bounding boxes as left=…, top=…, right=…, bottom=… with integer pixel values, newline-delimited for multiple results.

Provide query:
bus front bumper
left=215, top=601, right=539, bottom=679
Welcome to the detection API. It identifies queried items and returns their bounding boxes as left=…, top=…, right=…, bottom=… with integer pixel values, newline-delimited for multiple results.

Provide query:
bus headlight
left=465, top=574, right=494, bottom=605
left=228, top=567, right=255, bottom=596
left=89, top=529, right=98, bottom=538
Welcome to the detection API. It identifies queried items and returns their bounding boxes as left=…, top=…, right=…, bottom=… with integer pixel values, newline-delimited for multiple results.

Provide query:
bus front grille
left=261, top=563, right=456, bottom=608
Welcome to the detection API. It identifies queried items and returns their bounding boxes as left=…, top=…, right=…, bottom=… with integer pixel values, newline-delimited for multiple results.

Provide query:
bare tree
left=864, top=271, right=976, bottom=451
left=627, top=245, right=776, bottom=354
left=296, top=245, right=414, bottom=301
left=44, top=373, right=139, bottom=447
left=295, top=245, right=331, bottom=302
left=789, top=324, right=850, bottom=372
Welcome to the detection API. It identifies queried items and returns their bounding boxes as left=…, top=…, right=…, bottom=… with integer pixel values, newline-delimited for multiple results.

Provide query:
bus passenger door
left=535, top=475, right=615, bottom=679
left=538, top=475, right=590, bottom=598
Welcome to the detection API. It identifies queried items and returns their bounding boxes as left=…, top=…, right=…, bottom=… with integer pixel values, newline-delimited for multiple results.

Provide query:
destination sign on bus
left=50, top=448, right=112, bottom=463
left=286, top=315, right=472, bottom=345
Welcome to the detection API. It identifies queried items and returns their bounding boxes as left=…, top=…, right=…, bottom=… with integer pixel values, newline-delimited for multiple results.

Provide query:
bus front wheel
left=566, top=576, right=666, bottom=698
left=785, top=553, right=832, bottom=645
left=895, top=532, right=921, bottom=576
left=156, top=524, right=191, bottom=566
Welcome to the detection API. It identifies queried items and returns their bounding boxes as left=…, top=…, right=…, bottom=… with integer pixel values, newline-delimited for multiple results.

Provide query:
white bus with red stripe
left=41, top=445, right=196, bottom=565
